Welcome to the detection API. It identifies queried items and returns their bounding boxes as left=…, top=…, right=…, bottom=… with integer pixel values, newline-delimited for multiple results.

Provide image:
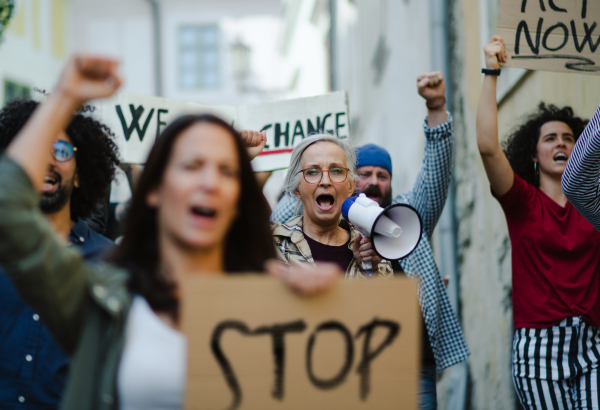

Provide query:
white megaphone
left=342, top=193, right=423, bottom=277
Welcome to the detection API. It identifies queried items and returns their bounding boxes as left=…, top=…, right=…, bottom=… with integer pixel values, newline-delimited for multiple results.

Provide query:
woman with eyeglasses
left=272, top=134, right=393, bottom=279
left=0, top=55, right=342, bottom=410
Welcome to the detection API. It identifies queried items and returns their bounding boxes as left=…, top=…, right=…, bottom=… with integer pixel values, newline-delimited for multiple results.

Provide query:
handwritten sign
left=94, top=92, right=349, bottom=172
left=498, top=0, right=600, bottom=74
left=181, top=276, right=419, bottom=410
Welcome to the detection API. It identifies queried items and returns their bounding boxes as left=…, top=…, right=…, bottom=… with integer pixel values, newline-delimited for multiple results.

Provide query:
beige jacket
left=272, top=216, right=393, bottom=280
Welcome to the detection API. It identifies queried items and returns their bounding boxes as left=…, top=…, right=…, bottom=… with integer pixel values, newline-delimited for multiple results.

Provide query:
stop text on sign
left=211, top=318, right=400, bottom=410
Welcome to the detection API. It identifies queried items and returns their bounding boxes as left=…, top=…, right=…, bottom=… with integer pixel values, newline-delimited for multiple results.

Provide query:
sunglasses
left=52, top=140, right=77, bottom=162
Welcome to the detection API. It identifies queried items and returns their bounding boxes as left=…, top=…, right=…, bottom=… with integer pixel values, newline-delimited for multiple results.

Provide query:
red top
left=494, top=174, right=600, bottom=329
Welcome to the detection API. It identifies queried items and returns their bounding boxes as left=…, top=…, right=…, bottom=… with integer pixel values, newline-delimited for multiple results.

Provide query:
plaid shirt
left=272, top=216, right=394, bottom=280
left=270, top=113, right=470, bottom=371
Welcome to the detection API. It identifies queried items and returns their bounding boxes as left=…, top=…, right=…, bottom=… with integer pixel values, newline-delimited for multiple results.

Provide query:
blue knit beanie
left=356, top=144, right=392, bottom=176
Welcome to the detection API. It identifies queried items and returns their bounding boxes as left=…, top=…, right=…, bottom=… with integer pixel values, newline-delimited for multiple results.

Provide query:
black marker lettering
left=571, top=21, right=600, bottom=52
left=253, top=321, right=307, bottom=400
left=211, top=321, right=250, bottom=410
left=512, top=54, right=600, bottom=72
left=307, top=118, right=319, bottom=135
left=260, top=124, right=272, bottom=149
left=291, top=120, right=305, bottom=145
left=306, top=321, right=354, bottom=390
left=581, top=0, right=588, bottom=18
left=335, top=112, right=347, bottom=137
left=521, top=0, right=546, bottom=13
left=115, top=104, right=154, bottom=142
left=319, top=113, right=333, bottom=134
left=355, top=319, right=400, bottom=401
left=156, top=109, right=168, bottom=139
left=211, top=319, right=308, bottom=408
left=548, top=0, right=567, bottom=12
left=116, top=104, right=142, bottom=142
left=542, top=22, right=569, bottom=51
left=515, top=18, right=544, bottom=55
left=274, top=122, right=289, bottom=147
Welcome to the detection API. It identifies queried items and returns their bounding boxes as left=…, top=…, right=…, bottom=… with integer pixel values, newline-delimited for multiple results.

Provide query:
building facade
left=0, top=0, right=68, bottom=104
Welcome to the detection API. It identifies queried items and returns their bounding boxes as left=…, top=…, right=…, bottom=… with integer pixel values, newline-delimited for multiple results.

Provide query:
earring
left=534, top=162, right=539, bottom=180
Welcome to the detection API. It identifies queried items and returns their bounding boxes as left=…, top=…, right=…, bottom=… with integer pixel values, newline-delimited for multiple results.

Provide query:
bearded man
left=0, top=99, right=119, bottom=409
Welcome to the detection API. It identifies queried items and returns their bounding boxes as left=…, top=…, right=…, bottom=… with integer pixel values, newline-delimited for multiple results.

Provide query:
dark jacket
left=0, top=219, right=113, bottom=409
left=0, top=156, right=132, bottom=410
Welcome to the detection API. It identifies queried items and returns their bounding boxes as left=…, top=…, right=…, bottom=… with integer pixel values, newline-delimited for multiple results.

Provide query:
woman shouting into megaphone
left=271, top=134, right=393, bottom=279
left=477, top=36, right=600, bottom=409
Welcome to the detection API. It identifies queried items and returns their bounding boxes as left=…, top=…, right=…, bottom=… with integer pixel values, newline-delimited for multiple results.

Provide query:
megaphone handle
left=362, top=261, right=374, bottom=278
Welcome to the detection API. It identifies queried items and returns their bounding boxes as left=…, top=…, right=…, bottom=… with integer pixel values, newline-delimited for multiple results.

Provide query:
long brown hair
left=107, top=114, right=275, bottom=317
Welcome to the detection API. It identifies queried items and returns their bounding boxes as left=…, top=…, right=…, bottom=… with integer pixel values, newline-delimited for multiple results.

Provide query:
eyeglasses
left=52, top=140, right=77, bottom=162
left=297, top=167, right=350, bottom=184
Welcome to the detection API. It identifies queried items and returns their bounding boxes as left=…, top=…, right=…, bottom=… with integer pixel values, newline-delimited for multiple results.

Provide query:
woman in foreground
left=0, top=55, right=341, bottom=410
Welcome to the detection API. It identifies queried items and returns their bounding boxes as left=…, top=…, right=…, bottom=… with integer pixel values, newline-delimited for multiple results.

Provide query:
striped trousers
left=513, top=317, right=600, bottom=409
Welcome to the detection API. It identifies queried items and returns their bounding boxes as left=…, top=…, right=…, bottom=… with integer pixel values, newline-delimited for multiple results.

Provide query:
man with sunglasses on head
left=0, top=99, right=119, bottom=409
left=270, top=72, right=469, bottom=409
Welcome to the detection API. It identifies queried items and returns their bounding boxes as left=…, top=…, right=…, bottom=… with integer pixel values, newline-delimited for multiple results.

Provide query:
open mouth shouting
left=191, top=206, right=217, bottom=219
left=553, top=152, right=568, bottom=164
left=189, top=204, right=219, bottom=228
left=41, top=171, right=61, bottom=194
left=316, top=193, right=335, bottom=212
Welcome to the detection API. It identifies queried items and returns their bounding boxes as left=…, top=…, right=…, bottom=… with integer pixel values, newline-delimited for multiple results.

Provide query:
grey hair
left=282, top=134, right=357, bottom=216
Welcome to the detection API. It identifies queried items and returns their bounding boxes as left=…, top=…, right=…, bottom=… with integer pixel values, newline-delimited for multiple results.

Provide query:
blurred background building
left=2, top=0, right=600, bottom=409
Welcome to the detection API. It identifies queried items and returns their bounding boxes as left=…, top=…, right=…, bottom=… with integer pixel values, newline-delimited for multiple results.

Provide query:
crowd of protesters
left=0, top=33, right=598, bottom=410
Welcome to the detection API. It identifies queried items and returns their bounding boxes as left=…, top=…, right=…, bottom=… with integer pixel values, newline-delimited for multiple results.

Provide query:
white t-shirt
left=118, top=296, right=187, bottom=410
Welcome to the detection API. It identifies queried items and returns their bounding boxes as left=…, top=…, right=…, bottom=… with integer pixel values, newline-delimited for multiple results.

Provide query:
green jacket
left=0, top=156, right=133, bottom=410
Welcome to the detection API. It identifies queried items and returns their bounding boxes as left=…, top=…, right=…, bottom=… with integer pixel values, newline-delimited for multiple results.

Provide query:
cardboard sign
left=181, top=276, right=419, bottom=410
left=498, top=0, right=600, bottom=74
left=94, top=92, right=349, bottom=172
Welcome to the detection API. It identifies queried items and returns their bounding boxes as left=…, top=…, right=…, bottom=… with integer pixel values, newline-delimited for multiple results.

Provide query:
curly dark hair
left=502, top=103, right=588, bottom=187
left=0, top=99, right=120, bottom=219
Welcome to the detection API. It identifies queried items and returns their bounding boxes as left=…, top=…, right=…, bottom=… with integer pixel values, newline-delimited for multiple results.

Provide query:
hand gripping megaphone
left=342, top=194, right=423, bottom=277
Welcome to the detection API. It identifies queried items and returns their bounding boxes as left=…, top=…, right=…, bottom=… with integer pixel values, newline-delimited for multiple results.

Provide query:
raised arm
left=0, top=55, right=121, bottom=353
left=562, top=105, right=600, bottom=231
left=7, top=56, right=120, bottom=189
left=394, top=72, right=453, bottom=238
left=477, top=36, right=514, bottom=196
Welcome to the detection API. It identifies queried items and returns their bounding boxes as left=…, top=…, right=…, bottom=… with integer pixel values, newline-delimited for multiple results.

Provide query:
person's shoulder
left=71, top=219, right=115, bottom=261
left=88, top=228, right=115, bottom=249
left=272, top=216, right=302, bottom=236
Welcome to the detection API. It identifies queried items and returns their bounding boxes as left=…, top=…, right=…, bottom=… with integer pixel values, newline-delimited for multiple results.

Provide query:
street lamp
left=230, top=37, right=251, bottom=83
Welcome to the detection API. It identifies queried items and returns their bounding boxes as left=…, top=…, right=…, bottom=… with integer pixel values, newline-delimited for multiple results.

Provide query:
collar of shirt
left=68, top=219, right=115, bottom=262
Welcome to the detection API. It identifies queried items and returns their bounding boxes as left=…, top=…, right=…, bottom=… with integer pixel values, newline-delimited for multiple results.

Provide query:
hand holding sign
left=56, top=54, right=121, bottom=106
left=266, top=260, right=342, bottom=296
left=182, top=276, right=420, bottom=410
left=484, top=35, right=509, bottom=69
left=240, top=129, right=268, bottom=161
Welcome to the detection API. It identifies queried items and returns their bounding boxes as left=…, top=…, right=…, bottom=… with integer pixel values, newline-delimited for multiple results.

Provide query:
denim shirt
left=0, top=219, right=113, bottom=409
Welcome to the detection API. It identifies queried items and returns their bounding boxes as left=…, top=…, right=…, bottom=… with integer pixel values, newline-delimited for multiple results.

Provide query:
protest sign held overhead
left=498, top=0, right=600, bottom=74
left=94, top=92, right=349, bottom=172
left=181, top=276, right=420, bottom=410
